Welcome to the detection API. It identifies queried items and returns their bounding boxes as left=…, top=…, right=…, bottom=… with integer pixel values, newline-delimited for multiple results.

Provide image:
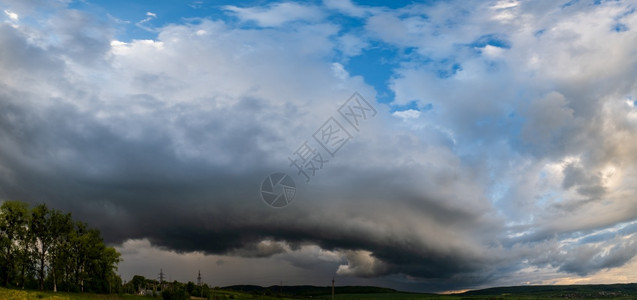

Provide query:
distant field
left=2, top=285, right=636, bottom=300
left=0, top=288, right=434, bottom=300
left=0, top=287, right=299, bottom=300
left=330, top=293, right=447, bottom=300
left=314, top=294, right=636, bottom=300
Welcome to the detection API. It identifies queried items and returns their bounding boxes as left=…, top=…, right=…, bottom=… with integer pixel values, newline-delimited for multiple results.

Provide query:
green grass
left=0, top=287, right=302, bottom=300
left=0, top=287, right=144, bottom=300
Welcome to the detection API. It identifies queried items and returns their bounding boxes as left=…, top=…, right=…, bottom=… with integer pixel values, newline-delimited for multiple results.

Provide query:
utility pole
left=331, top=277, right=335, bottom=300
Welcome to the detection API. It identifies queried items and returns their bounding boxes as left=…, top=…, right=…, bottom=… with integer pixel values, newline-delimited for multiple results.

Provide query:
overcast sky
left=1, top=0, right=637, bottom=293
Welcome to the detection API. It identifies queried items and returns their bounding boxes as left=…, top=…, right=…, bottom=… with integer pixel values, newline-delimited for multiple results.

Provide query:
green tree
left=14, top=224, right=34, bottom=289
left=131, top=275, right=146, bottom=294
left=29, top=204, right=61, bottom=290
left=162, top=281, right=189, bottom=300
left=68, top=221, right=89, bottom=291
left=0, top=201, right=122, bottom=293
left=71, top=226, right=121, bottom=293
left=186, top=281, right=195, bottom=295
left=98, top=245, right=122, bottom=293
left=202, top=283, right=211, bottom=298
left=0, top=201, right=30, bottom=287
left=48, top=210, right=72, bottom=292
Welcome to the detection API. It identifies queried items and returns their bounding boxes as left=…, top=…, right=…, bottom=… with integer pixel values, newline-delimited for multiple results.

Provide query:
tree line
left=0, top=200, right=122, bottom=293
left=123, top=275, right=213, bottom=299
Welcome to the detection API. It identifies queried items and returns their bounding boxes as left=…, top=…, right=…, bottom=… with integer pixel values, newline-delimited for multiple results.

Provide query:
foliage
left=0, top=200, right=30, bottom=287
left=161, top=281, right=189, bottom=300
left=0, top=201, right=122, bottom=294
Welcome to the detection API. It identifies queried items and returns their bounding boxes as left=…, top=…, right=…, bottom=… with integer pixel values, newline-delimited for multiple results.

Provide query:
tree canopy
left=0, top=200, right=121, bottom=293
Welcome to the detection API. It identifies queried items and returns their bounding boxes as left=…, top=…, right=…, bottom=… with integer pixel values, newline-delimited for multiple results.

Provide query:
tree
left=0, top=201, right=122, bottom=293
left=68, top=221, right=89, bottom=292
left=186, top=281, right=195, bottom=295
left=14, top=222, right=34, bottom=289
left=162, top=281, right=189, bottom=300
left=131, top=275, right=146, bottom=294
left=68, top=226, right=121, bottom=293
left=202, top=283, right=211, bottom=299
left=48, top=210, right=72, bottom=292
left=97, top=245, right=122, bottom=293
left=0, top=201, right=30, bottom=287
left=29, top=204, right=55, bottom=290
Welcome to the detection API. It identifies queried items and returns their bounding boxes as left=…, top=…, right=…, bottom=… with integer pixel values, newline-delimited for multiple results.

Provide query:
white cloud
left=3, top=9, right=18, bottom=21
left=136, top=11, right=157, bottom=31
left=224, top=2, right=325, bottom=27
left=491, top=0, right=519, bottom=10
left=337, top=250, right=389, bottom=277
left=481, top=44, right=506, bottom=57
left=392, top=109, right=420, bottom=120
left=337, top=33, right=369, bottom=58
left=323, top=0, right=368, bottom=17
left=331, top=62, right=349, bottom=80
left=386, top=0, right=637, bottom=285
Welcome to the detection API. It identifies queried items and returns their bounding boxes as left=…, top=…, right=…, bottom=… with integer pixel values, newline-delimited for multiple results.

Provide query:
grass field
left=2, top=286, right=636, bottom=300
left=0, top=287, right=301, bottom=300
left=0, top=287, right=143, bottom=300
left=0, top=288, right=439, bottom=300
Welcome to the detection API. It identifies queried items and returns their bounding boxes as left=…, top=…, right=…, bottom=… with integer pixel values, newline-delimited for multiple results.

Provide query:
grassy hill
left=460, top=283, right=637, bottom=299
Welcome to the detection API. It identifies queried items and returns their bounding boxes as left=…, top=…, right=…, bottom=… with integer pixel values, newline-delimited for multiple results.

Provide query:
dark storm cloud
left=0, top=12, right=559, bottom=287
left=0, top=62, right=500, bottom=286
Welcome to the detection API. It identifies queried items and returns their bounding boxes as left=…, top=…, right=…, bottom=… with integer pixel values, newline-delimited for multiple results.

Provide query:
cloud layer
left=0, top=0, right=636, bottom=292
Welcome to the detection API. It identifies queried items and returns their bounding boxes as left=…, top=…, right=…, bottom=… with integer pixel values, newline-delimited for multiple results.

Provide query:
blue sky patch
left=470, top=34, right=511, bottom=49
left=345, top=42, right=401, bottom=104
left=613, top=23, right=629, bottom=32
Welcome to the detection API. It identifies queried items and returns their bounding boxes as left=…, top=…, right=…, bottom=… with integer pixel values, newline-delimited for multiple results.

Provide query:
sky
left=0, top=0, right=637, bottom=293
